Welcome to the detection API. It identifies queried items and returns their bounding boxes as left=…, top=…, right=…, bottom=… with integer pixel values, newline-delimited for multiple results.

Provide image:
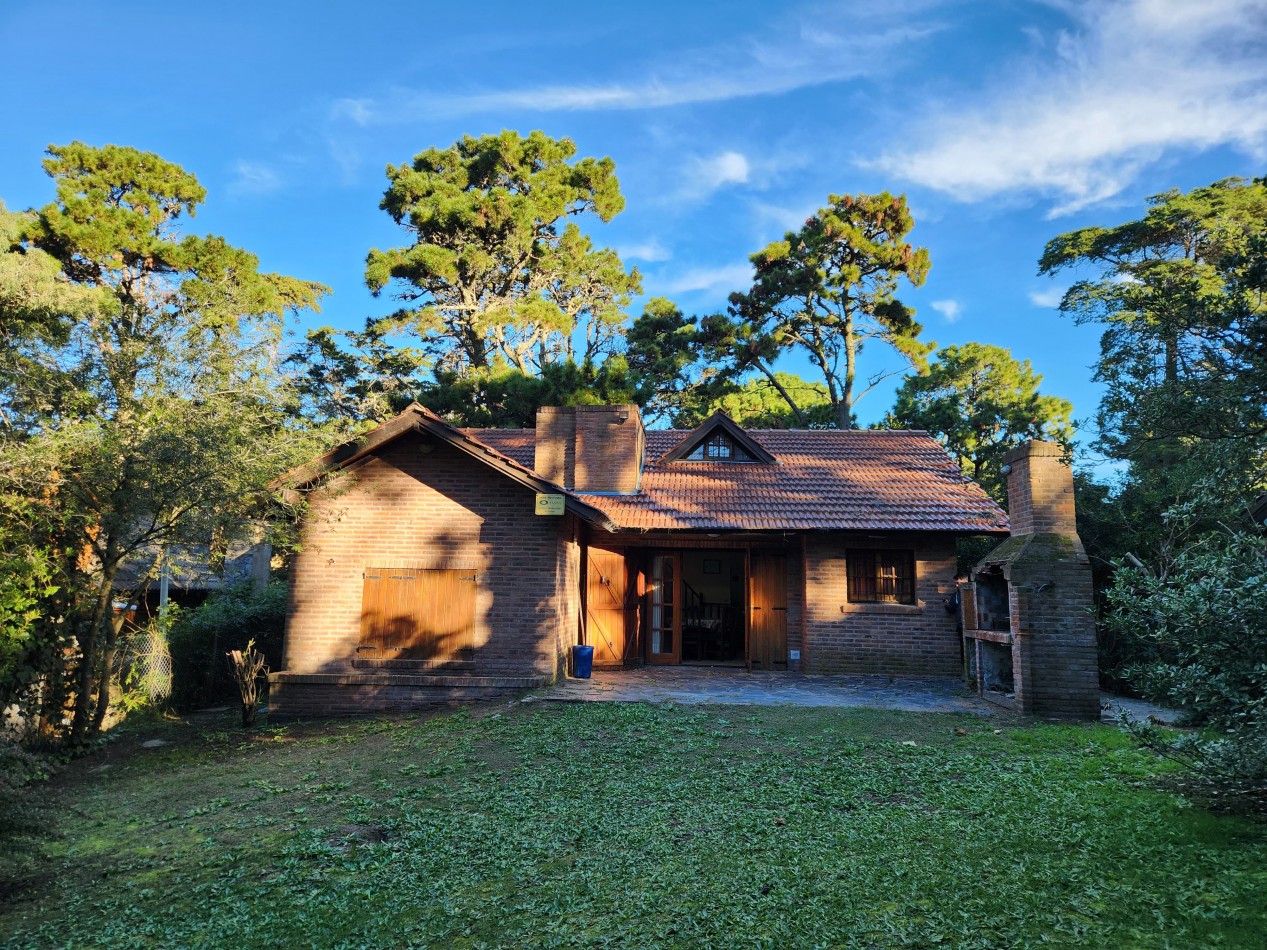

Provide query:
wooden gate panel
left=586, top=547, right=638, bottom=666
left=749, top=552, right=788, bottom=670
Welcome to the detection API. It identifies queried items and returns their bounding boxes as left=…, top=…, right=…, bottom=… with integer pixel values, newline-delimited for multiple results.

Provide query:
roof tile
left=466, top=427, right=1008, bottom=534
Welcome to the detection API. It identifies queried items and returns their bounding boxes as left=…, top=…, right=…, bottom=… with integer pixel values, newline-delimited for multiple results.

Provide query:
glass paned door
left=647, top=553, right=681, bottom=664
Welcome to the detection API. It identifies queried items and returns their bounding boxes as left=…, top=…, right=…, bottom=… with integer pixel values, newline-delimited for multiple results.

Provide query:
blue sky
left=3, top=0, right=1265, bottom=465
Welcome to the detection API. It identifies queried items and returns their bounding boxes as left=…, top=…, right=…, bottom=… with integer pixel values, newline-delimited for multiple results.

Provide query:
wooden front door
left=748, top=552, right=788, bottom=670
left=585, top=546, right=639, bottom=666
left=647, top=552, right=681, bottom=664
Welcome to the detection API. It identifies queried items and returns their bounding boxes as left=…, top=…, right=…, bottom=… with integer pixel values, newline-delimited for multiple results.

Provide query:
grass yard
left=3, top=700, right=1266, bottom=948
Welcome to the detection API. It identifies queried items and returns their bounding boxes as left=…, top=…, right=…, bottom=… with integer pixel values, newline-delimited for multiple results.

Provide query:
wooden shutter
left=359, top=568, right=476, bottom=662
left=748, top=552, right=788, bottom=670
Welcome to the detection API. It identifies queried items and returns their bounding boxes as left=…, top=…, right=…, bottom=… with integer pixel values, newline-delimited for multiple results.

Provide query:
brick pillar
left=998, top=440, right=1100, bottom=720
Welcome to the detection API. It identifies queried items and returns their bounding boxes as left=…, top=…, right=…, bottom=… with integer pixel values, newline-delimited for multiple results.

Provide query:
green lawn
left=4, top=701, right=1266, bottom=948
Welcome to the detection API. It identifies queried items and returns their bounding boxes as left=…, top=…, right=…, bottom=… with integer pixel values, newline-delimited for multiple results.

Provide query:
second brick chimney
left=533, top=405, right=645, bottom=494
left=1003, top=441, right=1077, bottom=536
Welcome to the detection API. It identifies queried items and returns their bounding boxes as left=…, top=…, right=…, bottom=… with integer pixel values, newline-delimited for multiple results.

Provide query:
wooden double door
left=584, top=546, right=788, bottom=669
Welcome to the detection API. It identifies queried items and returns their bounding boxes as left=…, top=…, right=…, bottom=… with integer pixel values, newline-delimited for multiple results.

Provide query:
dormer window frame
left=659, top=411, right=778, bottom=466
left=685, top=431, right=755, bottom=462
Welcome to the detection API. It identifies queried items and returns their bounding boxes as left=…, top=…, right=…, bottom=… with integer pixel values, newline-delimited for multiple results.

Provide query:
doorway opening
left=680, top=550, right=745, bottom=665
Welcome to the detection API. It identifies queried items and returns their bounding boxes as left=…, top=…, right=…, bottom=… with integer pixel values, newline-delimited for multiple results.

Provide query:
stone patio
left=538, top=666, right=998, bottom=714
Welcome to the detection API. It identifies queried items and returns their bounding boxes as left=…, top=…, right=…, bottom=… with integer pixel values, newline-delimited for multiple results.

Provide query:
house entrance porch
left=583, top=538, right=794, bottom=672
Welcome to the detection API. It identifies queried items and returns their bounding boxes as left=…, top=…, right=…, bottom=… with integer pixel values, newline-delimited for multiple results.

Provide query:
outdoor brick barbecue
left=961, top=441, right=1100, bottom=719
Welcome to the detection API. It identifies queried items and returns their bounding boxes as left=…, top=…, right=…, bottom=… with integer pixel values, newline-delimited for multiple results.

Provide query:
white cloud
left=930, top=299, right=962, bottom=323
left=1028, top=287, right=1066, bottom=308
left=329, top=6, right=944, bottom=123
left=662, top=263, right=753, bottom=295
left=681, top=150, right=751, bottom=201
left=227, top=160, right=282, bottom=196
left=617, top=239, right=672, bottom=263
left=872, top=0, right=1267, bottom=215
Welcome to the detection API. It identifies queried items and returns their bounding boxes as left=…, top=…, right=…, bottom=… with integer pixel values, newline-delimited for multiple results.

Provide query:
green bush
left=1104, top=524, right=1267, bottom=797
left=168, top=582, right=288, bottom=713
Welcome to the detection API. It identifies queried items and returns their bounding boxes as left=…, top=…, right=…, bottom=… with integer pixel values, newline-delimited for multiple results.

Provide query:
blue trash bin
left=572, top=644, right=594, bottom=679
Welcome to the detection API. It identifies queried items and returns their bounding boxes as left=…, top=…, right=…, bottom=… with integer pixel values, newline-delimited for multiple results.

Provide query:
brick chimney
left=1003, top=441, right=1076, bottom=536
left=533, top=405, right=645, bottom=493
left=966, top=439, right=1099, bottom=720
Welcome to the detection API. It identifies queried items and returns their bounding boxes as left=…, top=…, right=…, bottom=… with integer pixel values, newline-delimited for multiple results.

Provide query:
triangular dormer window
left=661, top=411, right=777, bottom=465
left=685, top=431, right=755, bottom=462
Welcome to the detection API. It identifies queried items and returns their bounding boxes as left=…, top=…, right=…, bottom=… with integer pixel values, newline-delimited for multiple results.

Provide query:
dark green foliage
left=1104, top=522, right=1267, bottom=796
left=1, top=142, right=330, bottom=744
left=1039, top=176, right=1267, bottom=725
left=623, top=297, right=732, bottom=425
left=0, top=741, right=54, bottom=896
left=1039, top=175, right=1267, bottom=468
left=0, top=547, right=60, bottom=718
left=3, top=705, right=1265, bottom=946
left=286, top=321, right=430, bottom=425
left=706, top=372, right=836, bottom=429
left=883, top=342, right=1073, bottom=503
left=168, top=583, right=287, bottom=713
left=366, top=130, right=639, bottom=376
left=728, top=192, right=933, bottom=429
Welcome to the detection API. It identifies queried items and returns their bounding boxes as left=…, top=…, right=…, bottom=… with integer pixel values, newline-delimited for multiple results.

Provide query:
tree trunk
left=90, top=611, right=125, bottom=734
left=69, top=557, right=119, bottom=744
left=838, top=312, right=856, bottom=430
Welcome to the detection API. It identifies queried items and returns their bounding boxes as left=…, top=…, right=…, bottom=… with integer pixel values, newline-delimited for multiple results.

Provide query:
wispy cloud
left=680, top=150, right=751, bottom=201
left=749, top=199, right=820, bottom=237
left=1028, top=287, right=1066, bottom=308
left=227, top=160, right=282, bottom=196
left=662, top=263, right=753, bottom=295
left=617, top=238, right=672, bottom=263
left=872, top=0, right=1267, bottom=215
left=931, top=299, right=962, bottom=323
left=329, top=6, right=943, bottom=124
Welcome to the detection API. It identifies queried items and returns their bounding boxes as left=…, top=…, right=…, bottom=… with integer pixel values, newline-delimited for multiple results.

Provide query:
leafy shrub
left=0, top=549, right=60, bottom=714
left=168, top=582, right=287, bottom=713
left=1104, top=525, right=1267, bottom=796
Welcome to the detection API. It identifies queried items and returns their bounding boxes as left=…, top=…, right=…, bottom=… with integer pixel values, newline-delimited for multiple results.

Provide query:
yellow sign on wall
left=535, top=493, right=566, bottom=516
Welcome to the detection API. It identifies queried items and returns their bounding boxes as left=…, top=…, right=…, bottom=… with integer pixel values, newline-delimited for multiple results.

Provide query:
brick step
left=270, top=671, right=547, bottom=689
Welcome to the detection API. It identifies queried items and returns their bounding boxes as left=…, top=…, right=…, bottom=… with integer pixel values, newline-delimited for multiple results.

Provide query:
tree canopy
left=884, top=343, right=1073, bottom=502
left=1039, top=176, right=1267, bottom=467
left=365, top=130, right=640, bottom=377
left=0, top=142, right=329, bottom=742
left=726, top=192, right=933, bottom=429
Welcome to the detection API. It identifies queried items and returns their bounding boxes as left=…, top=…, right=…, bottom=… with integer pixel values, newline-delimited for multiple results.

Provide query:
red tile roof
left=465, top=427, right=1008, bottom=534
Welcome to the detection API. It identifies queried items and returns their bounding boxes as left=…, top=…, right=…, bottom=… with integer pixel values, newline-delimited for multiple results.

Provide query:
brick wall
left=968, top=440, right=1100, bottom=719
left=280, top=433, right=574, bottom=704
left=803, top=533, right=960, bottom=676
left=1006, top=544, right=1100, bottom=720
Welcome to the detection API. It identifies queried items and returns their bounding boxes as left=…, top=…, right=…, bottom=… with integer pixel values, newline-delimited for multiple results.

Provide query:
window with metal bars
left=846, top=549, right=916, bottom=604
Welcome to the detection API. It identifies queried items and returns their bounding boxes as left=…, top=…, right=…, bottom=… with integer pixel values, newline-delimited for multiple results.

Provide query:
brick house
left=269, top=403, right=1097, bottom=717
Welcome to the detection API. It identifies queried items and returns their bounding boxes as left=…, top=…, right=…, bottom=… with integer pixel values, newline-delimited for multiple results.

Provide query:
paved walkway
left=538, top=666, right=997, bottom=714
left=1099, top=694, right=1183, bottom=725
